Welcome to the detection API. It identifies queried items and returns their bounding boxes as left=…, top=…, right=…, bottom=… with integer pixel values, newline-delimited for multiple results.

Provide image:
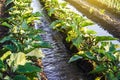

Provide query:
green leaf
left=13, top=75, right=27, bottom=80
left=1, top=51, right=11, bottom=61
left=85, top=52, right=95, bottom=60
left=3, top=45, right=16, bottom=52
left=48, top=8, right=55, bottom=16
left=33, top=12, right=42, bottom=17
left=30, top=28, right=45, bottom=34
left=5, top=0, right=13, bottom=7
left=11, top=40, right=23, bottom=52
left=96, top=36, right=118, bottom=42
left=89, top=65, right=107, bottom=74
left=0, top=35, right=11, bottom=43
left=81, top=20, right=93, bottom=27
left=32, top=41, right=51, bottom=48
left=16, top=63, right=41, bottom=73
left=32, top=35, right=42, bottom=41
left=69, top=55, right=82, bottom=63
left=26, top=48, right=45, bottom=58
left=116, top=72, right=120, bottom=80
left=0, top=60, right=4, bottom=69
left=105, top=52, right=116, bottom=61
left=109, top=43, right=116, bottom=52
left=50, top=20, right=63, bottom=29
left=21, top=20, right=29, bottom=30
left=60, top=2, right=67, bottom=7
left=86, top=30, right=96, bottom=34
left=106, top=72, right=118, bottom=80
left=2, top=22, right=12, bottom=28
left=7, top=52, right=26, bottom=71
left=72, top=36, right=83, bottom=48
left=4, top=76, right=11, bottom=80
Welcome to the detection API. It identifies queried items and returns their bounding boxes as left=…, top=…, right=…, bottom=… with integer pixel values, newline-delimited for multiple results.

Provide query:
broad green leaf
left=106, top=72, right=118, bottom=80
left=60, top=2, right=67, bottom=7
left=14, top=52, right=26, bottom=66
left=1, top=51, right=11, bottom=61
left=16, top=63, right=41, bottom=73
left=13, top=75, right=27, bottom=80
left=33, top=12, right=42, bottom=17
left=21, top=20, right=29, bottom=30
left=48, top=8, right=55, bottom=16
left=116, top=72, right=120, bottom=79
left=86, top=29, right=96, bottom=34
left=26, top=48, right=45, bottom=58
left=5, top=0, right=13, bottom=7
left=2, top=22, right=12, bottom=28
left=0, top=60, right=4, bottom=69
left=3, top=45, right=16, bottom=52
left=105, top=52, right=116, bottom=61
left=32, top=41, right=51, bottom=48
left=30, top=28, right=45, bottom=34
left=89, top=65, right=107, bottom=74
left=0, top=35, right=11, bottom=43
left=50, top=20, right=63, bottom=29
left=109, top=43, right=116, bottom=52
left=7, top=52, right=26, bottom=71
left=69, top=55, right=82, bottom=63
left=85, top=52, right=95, bottom=60
left=11, top=40, right=23, bottom=52
left=96, top=36, right=118, bottom=42
left=81, top=20, right=93, bottom=27
left=32, top=35, right=42, bottom=41
left=72, top=36, right=83, bottom=48
left=4, top=76, right=11, bottom=80
left=95, top=77, right=102, bottom=80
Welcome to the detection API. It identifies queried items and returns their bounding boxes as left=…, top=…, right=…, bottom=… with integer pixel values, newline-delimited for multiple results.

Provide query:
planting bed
left=0, top=0, right=50, bottom=80
left=40, top=0, right=120, bottom=80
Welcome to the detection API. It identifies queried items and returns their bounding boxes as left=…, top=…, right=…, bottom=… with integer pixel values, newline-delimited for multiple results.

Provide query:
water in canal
left=31, top=0, right=86, bottom=80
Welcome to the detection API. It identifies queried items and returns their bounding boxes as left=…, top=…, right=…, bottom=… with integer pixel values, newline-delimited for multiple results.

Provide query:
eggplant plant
left=41, top=0, right=120, bottom=80
left=0, top=0, right=51, bottom=79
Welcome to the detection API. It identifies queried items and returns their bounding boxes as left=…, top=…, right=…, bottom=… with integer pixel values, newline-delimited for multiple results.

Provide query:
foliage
left=41, top=0, right=120, bottom=80
left=0, top=0, right=50, bottom=79
left=97, top=0, right=120, bottom=12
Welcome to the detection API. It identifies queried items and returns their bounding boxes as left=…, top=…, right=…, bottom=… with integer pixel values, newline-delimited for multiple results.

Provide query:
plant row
left=40, top=0, right=120, bottom=80
left=97, top=0, right=120, bottom=12
left=0, top=0, right=50, bottom=80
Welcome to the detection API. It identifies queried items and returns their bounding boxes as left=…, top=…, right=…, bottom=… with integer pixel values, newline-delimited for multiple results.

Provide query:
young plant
left=0, top=0, right=50, bottom=79
left=42, top=0, right=120, bottom=80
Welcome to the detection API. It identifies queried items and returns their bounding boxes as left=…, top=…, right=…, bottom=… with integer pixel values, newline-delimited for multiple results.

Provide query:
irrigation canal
left=31, top=0, right=120, bottom=80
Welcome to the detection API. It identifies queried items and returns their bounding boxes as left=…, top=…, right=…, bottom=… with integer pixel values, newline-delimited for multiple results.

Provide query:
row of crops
left=97, top=0, right=120, bottom=12
left=40, top=0, right=120, bottom=80
left=0, top=0, right=51, bottom=80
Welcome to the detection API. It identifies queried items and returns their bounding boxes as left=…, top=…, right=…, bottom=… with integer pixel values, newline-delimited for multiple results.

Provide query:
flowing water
left=31, top=0, right=86, bottom=80
left=31, top=0, right=120, bottom=80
